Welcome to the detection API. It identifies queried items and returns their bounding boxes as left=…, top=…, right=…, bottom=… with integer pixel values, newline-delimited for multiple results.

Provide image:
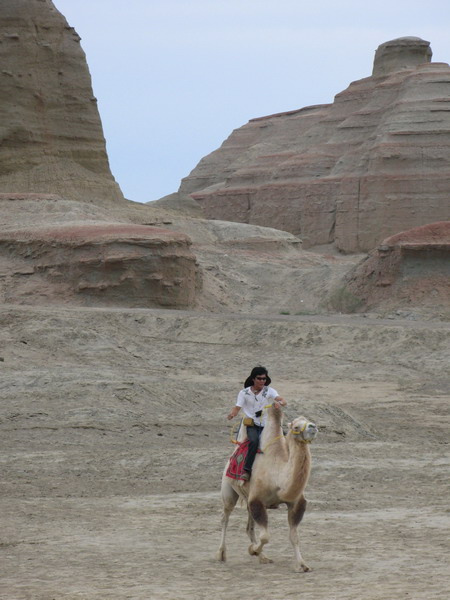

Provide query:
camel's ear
left=287, top=422, right=292, bottom=429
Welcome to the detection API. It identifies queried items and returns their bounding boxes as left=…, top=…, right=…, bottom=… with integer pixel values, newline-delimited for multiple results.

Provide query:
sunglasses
left=255, top=376, right=267, bottom=381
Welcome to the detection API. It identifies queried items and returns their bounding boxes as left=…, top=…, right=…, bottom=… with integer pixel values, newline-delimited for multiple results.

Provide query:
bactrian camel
left=217, top=404, right=318, bottom=572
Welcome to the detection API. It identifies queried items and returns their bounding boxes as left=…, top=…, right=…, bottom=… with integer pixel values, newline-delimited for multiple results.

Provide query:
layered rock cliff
left=330, top=221, right=450, bottom=312
left=0, top=1, right=199, bottom=309
left=0, top=194, right=198, bottom=308
left=0, top=0, right=124, bottom=206
left=178, top=37, right=450, bottom=253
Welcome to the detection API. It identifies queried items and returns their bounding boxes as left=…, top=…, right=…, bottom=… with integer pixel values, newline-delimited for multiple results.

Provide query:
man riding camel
left=227, top=366, right=286, bottom=481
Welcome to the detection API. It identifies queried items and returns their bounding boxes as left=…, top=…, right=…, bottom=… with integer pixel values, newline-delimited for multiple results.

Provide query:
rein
left=229, top=421, right=241, bottom=445
left=264, top=422, right=312, bottom=450
left=261, top=434, right=284, bottom=452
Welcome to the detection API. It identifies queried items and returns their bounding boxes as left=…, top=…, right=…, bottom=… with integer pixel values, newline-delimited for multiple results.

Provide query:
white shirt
left=236, top=385, right=279, bottom=427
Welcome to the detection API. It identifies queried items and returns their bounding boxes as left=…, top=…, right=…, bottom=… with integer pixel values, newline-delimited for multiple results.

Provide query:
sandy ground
left=0, top=305, right=449, bottom=599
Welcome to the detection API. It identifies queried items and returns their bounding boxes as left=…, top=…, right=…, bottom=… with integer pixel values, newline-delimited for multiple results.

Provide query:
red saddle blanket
left=226, top=440, right=262, bottom=481
left=226, top=440, right=250, bottom=481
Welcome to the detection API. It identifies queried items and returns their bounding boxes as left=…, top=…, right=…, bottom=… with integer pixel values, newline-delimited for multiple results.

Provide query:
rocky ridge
left=0, top=1, right=199, bottom=309
left=0, top=3, right=447, bottom=316
left=0, top=0, right=124, bottom=206
left=175, top=37, right=450, bottom=254
left=0, top=193, right=197, bottom=308
left=333, top=221, right=450, bottom=313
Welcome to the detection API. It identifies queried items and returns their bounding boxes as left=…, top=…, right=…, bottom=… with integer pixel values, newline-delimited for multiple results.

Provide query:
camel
left=217, top=404, right=318, bottom=572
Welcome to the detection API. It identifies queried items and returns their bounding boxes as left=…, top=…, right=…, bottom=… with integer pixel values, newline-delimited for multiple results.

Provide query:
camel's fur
left=217, top=405, right=318, bottom=572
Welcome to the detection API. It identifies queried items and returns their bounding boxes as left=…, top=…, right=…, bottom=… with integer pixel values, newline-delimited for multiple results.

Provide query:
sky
left=53, top=0, right=450, bottom=204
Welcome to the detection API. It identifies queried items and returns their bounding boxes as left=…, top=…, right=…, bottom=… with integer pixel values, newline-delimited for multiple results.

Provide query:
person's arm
left=227, top=405, right=240, bottom=420
left=228, top=389, right=244, bottom=420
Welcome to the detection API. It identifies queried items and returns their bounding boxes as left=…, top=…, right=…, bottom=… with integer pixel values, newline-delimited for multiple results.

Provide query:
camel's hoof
left=295, top=564, right=312, bottom=573
left=248, top=544, right=259, bottom=556
left=259, top=554, right=273, bottom=564
left=216, top=550, right=226, bottom=562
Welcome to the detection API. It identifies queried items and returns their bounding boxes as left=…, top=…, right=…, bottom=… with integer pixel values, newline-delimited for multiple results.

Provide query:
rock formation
left=0, top=0, right=124, bottom=206
left=176, top=37, right=450, bottom=253
left=0, top=194, right=198, bottom=308
left=329, top=221, right=450, bottom=312
left=0, top=2, right=200, bottom=309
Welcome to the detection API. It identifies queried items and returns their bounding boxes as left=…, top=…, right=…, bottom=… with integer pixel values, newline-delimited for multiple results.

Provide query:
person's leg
left=243, top=426, right=261, bottom=474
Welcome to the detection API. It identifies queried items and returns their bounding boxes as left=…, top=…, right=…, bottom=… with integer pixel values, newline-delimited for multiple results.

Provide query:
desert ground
left=1, top=301, right=449, bottom=600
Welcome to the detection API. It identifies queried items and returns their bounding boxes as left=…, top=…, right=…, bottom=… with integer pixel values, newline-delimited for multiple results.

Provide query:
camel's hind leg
left=217, top=479, right=239, bottom=562
left=287, top=495, right=311, bottom=572
left=248, top=499, right=272, bottom=564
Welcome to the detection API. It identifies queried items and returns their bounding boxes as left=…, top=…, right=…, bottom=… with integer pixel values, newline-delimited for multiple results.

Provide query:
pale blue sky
left=54, top=0, right=450, bottom=204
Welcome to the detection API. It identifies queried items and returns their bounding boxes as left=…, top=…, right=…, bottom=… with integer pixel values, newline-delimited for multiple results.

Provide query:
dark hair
left=244, top=366, right=271, bottom=388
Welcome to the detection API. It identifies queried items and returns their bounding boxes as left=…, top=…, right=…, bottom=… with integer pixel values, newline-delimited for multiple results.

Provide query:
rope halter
left=291, top=420, right=312, bottom=443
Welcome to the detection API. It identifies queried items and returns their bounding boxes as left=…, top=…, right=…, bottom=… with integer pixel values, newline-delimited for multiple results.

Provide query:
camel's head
left=288, top=416, right=318, bottom=443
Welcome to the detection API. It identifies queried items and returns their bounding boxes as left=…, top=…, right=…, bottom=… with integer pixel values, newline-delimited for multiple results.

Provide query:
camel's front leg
left=287, top=495, right=311, bottom=572
left=248, top=499, right=272, bottom=564
left=246, top=509, right=257, bottom=546
left=217, top=481, right=238, bottom=562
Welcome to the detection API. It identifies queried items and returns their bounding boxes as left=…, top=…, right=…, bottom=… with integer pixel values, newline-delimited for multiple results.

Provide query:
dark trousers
left=244, top=425, right=264, bottom=473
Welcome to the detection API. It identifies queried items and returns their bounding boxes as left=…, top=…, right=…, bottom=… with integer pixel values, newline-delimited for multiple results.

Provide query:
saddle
left=226, top=440, right=262, bottom=481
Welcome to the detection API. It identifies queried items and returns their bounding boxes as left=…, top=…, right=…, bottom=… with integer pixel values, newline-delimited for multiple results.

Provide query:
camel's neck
left=263, top=413, right=281, bottom=437
left=281, top=433, right=311, bottom=499
left=259, top=409, right=287, bottom=458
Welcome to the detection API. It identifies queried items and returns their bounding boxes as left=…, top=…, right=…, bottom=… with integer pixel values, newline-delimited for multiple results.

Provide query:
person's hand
left=228, top=406, right=240, bottom=420
left=274, top=398, right=285, bottom=410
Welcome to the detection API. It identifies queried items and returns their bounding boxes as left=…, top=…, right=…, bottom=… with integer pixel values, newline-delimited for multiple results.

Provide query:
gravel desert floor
left=1, top=306, right=449, bottom=600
